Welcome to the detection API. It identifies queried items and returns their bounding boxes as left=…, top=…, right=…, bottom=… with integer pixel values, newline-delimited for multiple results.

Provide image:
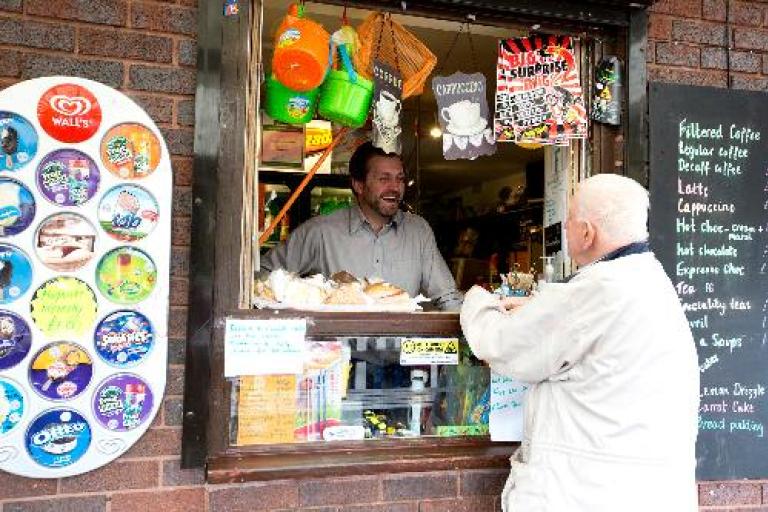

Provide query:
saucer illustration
left=446, top=117, right=488, bottom=137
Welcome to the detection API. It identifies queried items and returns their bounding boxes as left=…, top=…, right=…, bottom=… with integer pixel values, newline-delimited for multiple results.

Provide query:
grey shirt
left=260, top=205, right=463, bottom=311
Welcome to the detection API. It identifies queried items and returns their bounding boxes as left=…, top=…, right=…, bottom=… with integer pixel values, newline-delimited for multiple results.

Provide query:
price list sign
left=650, top=83, right=768, bottom=479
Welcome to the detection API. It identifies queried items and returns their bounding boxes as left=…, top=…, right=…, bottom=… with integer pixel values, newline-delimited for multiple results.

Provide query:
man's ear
left=351, top=179, right=363, bottom=197
left=582, top=220, right=597, bottom=249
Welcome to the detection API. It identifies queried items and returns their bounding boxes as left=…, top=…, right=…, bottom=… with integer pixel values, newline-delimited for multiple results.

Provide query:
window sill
left=206, top=438, right=517, bottom=483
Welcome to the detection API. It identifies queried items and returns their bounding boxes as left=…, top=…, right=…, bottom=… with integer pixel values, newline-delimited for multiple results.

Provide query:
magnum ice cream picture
left=0, top=244, right=32, bottom=305
left=0, top=112, right=38, bottom=172
left=0, top=311, right=31, bottom=370
left=35, top=213, right=96, bottom=272
left=432, top=72, right=496, bottom=160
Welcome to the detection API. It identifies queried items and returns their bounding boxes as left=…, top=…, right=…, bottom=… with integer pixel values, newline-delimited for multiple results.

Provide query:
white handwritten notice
left=490, top=372, right=528, bottom=442
left=224, top=318, right=307, bottom=377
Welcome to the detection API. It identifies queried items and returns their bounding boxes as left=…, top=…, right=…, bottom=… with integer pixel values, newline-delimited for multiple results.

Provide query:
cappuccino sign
left=37, top=84, right=102, bottom=143
left=432, top=72, right=496, bottom=161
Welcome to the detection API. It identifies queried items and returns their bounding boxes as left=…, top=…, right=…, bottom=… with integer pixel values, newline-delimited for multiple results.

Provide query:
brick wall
left=0, top=0, right=766, bottom=510
left=649, top=1, right=768, bottom=509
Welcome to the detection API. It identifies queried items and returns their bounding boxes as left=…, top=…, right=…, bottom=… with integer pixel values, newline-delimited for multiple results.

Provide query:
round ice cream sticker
left=100, top=123, right=162, bottom=179
left=98, top=185, right=159, bottom=242
left=94, top=310, right=154, bottom=367
left=93, top=373, right=154, bottom=432
left=0, top=178, right=35, bottom=237
left=30, top=277, right=98, bottom=339
left=0, top=244, right=32, bottom=305
left=0, top=310, right=31, bottom=370
left=35, top=213, right=97, bottom=272
left=37, top=83, right=102, bottom=143
left=0, top=112, right=38, bottom=172
left=29, top=342, right=93, bottom=401
left=36, top=149, right=100, bottom=206
left=96, top=247, right=157, bottom=304
left=0, top=377, right=25, bottom=436
left=26, top=409, right=91, bottom=468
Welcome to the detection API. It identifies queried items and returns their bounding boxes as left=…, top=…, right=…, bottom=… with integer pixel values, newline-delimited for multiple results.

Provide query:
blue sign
left=94, top=310, right=154, bottom=367
left=26, top=409, right=91, bottom=468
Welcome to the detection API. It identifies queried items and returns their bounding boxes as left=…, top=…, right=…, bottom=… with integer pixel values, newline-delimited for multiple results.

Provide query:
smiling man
left=260, top=142, right=462, bottom=311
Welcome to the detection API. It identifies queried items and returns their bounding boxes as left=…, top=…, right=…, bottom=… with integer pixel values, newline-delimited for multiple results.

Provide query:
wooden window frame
left=181, top=0, right=652, bottom=476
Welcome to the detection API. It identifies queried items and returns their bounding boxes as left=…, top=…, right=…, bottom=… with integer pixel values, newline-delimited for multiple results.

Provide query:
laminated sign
left=371, top=60, right=403, bottom=155
left=432, top=72, right=496, bottom=161
left=495, top=35, right=587, bottom=145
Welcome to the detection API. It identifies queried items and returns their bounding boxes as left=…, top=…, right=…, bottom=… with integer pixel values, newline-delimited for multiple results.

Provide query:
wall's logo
left=38, top=85, right=101, bottom=143
left=48, top=95, right=92, bottom=117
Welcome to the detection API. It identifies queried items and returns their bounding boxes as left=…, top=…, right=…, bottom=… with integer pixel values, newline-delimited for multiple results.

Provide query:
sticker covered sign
left=495, top=35, right=587, bottom=145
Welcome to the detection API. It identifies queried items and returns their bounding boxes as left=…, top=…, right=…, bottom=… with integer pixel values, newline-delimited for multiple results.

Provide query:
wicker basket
left=354, top=12, right=436, bottom=99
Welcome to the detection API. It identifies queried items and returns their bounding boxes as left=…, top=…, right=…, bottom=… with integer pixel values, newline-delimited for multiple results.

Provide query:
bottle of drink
left=409, top=369, right=427, bottom=436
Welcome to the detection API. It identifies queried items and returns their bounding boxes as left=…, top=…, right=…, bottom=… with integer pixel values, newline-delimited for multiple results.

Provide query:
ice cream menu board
left=649, top=82, right=768, bottom=479
left=0, top=77, right=170, bottom=478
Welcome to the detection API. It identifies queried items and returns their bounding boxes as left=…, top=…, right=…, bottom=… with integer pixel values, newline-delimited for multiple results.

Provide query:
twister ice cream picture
left=96, top=247, right=157, bottom=304
left=93, top=374, right=154, bottom=432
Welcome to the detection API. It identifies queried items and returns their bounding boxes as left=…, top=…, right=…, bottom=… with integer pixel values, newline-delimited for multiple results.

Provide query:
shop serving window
left=184, top=0, right=648, bottom=478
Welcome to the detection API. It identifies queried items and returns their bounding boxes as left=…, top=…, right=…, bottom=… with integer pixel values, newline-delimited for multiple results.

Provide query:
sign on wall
left=0, top=76, right=171, bottom=478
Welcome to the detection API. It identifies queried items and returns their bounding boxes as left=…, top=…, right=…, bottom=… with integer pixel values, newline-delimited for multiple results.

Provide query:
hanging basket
left=318, top=40, right=373, bottom=128
left=354, top=12, right=436, bottom=99
left=265, top=75, right=319, bottom=125
left=272, top=4, right=330, bottom=92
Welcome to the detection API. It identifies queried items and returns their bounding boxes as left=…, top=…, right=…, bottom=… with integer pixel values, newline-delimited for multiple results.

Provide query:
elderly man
left=461, top=174, right=699, bottom=511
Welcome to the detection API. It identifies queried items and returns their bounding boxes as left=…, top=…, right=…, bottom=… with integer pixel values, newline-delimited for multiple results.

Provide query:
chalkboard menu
left=649, top=82, right=768, bottom=480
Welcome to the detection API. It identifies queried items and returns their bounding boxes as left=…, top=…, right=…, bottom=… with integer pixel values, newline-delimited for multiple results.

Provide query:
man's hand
left=498, top=296, right=530, bottom=313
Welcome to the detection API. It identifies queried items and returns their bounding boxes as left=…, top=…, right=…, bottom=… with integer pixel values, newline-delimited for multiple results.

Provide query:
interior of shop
left=258, top=0, right=550, bottom=289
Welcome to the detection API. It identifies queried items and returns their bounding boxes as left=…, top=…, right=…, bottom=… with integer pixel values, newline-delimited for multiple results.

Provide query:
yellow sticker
left=30, top=277, right=97, bottom=339
left=400, top=337, right=459, bottom=366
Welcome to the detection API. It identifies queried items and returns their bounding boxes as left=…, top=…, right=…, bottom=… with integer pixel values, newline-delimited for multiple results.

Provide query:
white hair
left=573, top=174, right=649, bottom=244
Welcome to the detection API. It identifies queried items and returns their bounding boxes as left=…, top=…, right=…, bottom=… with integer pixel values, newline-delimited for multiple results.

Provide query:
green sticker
left=96, top=247, right=157, bottom=304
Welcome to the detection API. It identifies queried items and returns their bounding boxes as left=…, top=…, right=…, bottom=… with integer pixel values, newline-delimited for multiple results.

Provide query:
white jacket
left=460, top=252, right=699, bottom=512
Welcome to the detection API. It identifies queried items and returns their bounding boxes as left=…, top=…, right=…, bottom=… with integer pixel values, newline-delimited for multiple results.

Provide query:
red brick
left=672, top=19, right=727, bottom=45
left=730, top=73, right=768, bottom=91
left=170, top=276, right=189, bottom=306
left=129, top=93, right=174, bottom=124
left=730, top=50, right=762, bottom=72
left=702, top=47, right=727, bottom=68
left=734, top=27, right=768, bottom=51
left=27, top=0, right=128, bottom=26
left=646, top=41, right=655, bottom=63
left=0, top=18, right=22, bottom=44
left=459, top=469, right=507, bottom=496
left=0, top=471, right=57, bottom=500
left=764, top=54, right=768, bottom=74
left=648, top=64, right=727, bottom=88
left=80, top=27, right=172, bottom=63
left=178, top=38, right=197, bottom=67
left=0, top=48, right=20, bottom=77
left=21, top=20, right=76, bottom=52
left=699, top=481, right=762, bottom=506
left=299, top=476, right=381, bottom=507
left=0, top=0, right=21, bottom=12
left=383, top=472, right=457, bottom=501
left=163, top=396, right=183, bottom=426
left=129, top=65, right=196, bottom=95
left=731, top=1, right=764, bottom=26
left=340, top=504, right=418, bottom=512
left=111, top=488, right=205, bottom=512
left=59, top=460, right=158, bottom=493
left=168, top=305, right=188, bottom=339
left=168, top=337, right=186, bottom=364
left=21, top=54, right=123, bottom=88
left=167, top=364, right=185, bottom=394
left=3, top=496, right=107, bottom=512
left=162, top=458, right=205, bottom=486
left=131, top=1, right=197, bottom=36
left=703, top=0, right=726, bottom=21
left=209, top=481, right=299, bottom=511
left=171, top=245, right=190, bottom=276
left=419, top=496, right=496, bottom=512
left=655, top=42, right=700, bottom=67
left=161, top=126, right=195, bottom=156
left=173, top=186, right=193, bottom=217
left=172, top=157, right=194, bottom=186
left=172, top=216, right=192, bottom=245
left=650, top=0, right=702, bottom=17
left=177, top=98, right=195, bottom=126
left=122, top=426, right=182, bottom=457
left=649, top=15, right=673, bottom=40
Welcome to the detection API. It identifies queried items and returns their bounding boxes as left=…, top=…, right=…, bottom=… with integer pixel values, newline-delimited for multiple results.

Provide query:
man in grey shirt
left=261, top=142, right=462, bottom=311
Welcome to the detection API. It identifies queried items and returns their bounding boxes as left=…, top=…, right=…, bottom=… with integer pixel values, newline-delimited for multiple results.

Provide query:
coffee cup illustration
left=376, top=90, right=401, bottom=127
left=441, top=100, right=487, bottom=136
